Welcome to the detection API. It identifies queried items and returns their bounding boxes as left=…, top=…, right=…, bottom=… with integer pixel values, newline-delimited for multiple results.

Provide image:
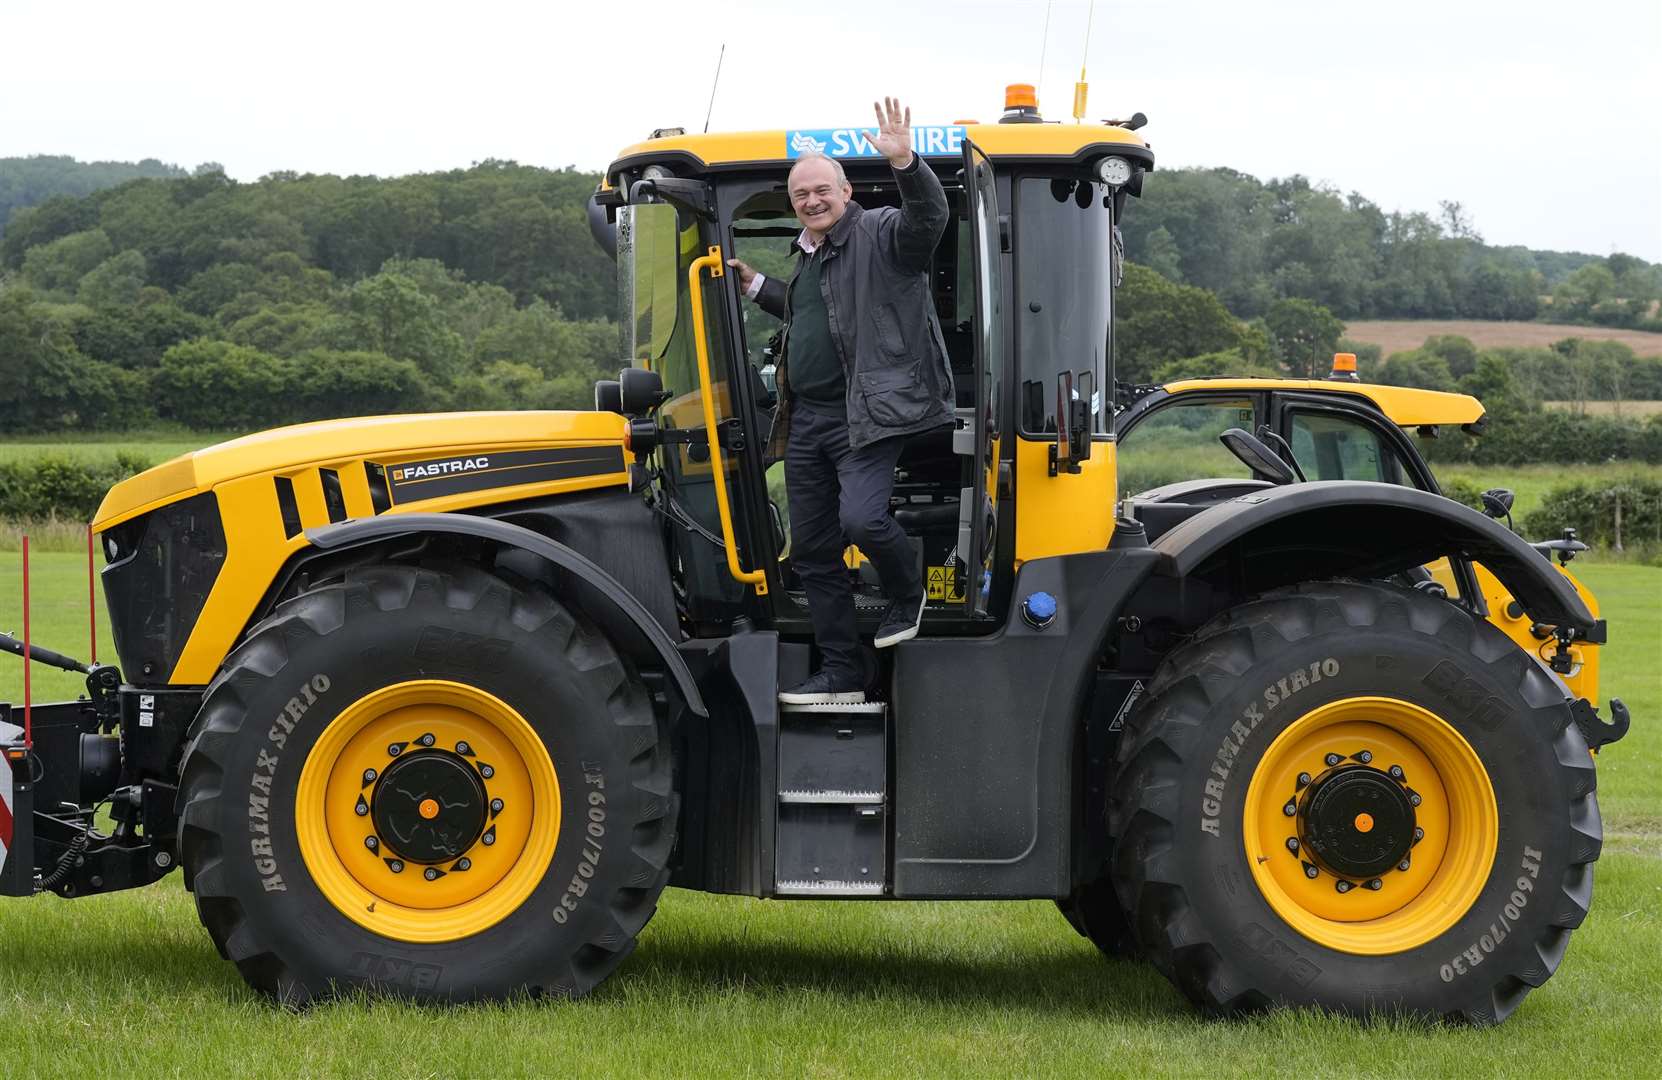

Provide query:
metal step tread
left=779, top=701, right=887, bottom=715
left=779, top=789, right=885, bottom=805
left=776, top=879, right=885, bottom=896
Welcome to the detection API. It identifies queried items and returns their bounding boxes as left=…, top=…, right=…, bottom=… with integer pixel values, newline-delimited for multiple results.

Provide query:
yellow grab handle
left=687, top=246, right=768, bottom=595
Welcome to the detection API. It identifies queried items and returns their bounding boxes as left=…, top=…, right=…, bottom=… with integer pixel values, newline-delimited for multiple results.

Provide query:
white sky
left=5, top=0, right=1659, bottom=261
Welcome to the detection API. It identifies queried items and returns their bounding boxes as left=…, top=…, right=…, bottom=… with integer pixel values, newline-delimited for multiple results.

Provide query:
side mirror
left=1480, top=488, right=1515, bottom=520
left=1049, top=370, right=1093, bottom=476
left=617, top=202, right=681, bottom=365
left=1219, top=428, right=1297, bottom=485
left=618, top=366, right=669, bottom=418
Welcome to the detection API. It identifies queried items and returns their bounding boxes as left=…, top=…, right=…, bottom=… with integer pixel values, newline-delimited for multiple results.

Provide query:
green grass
left=0, top=554, right=1657, bottom=1076
left=0, top=430, right=241, bottom=465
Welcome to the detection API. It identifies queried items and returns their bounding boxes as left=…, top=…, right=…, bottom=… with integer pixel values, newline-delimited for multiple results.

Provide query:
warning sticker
left=926, top=565, right=965, bottom=603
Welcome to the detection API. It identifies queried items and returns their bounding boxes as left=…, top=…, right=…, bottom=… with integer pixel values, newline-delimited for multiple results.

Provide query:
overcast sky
left=6, top=0, right=1659, bottom=261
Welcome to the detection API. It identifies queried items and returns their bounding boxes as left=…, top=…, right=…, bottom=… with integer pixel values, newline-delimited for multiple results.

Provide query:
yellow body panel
left=96, top=411, right=630, bottom=685
left=609, top=122, right=1149, bottom=178
left=1161, top=379, right=1484, bottom=428
left=1015, top=438, right=1117, bottom=563
left=93, top=411, right=628, bottom=530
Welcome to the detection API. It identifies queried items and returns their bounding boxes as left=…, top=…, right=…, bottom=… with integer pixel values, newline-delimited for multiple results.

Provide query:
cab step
left=774, top=700, right=887, bottom=897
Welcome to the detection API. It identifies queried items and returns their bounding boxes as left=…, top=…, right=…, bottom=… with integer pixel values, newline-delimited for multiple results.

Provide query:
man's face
left=788, top=159, right=852, bottom=236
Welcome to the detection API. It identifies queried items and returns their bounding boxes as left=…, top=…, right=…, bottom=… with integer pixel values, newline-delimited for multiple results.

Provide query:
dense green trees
left=0, top=156, right=186, bottom=237
left=1121, top=167, right=1654, bottom=327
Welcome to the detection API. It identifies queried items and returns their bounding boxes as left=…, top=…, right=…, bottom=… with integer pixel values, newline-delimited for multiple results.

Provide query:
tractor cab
left=589, top=96, right=1154, bottom=643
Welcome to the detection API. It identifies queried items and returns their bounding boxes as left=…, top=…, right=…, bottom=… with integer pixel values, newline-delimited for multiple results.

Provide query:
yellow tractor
left=0, top=89, right=1629, bottom=1022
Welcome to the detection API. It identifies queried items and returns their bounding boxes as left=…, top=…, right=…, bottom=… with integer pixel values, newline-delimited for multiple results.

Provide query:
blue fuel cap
left=1022, top=591, right=1058, bottom=629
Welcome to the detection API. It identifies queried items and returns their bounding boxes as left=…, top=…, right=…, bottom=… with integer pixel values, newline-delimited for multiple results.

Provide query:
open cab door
left=960, top=138, right=1003, bottom=618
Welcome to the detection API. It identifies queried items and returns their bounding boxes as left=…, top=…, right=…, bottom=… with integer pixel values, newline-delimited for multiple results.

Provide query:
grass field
left=0, top=552, right=1657, bottom=1077
left=0, top=430, right=240, bottom=465
left=1344, top=319, right=1662, bottom=357
left=1545, top=400, right=1662, bottom=417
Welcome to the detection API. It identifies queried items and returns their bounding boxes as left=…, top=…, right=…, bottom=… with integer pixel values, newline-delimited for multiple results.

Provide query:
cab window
left=1287, top=411, right=1406, bottom=484
left=1117, top=397, right=1257, bottom=495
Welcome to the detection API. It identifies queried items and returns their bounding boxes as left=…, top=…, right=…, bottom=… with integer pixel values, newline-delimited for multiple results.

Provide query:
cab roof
left=607, top=121, right=1151, bottom=183
left=1160, top=379, right=1486, bottom=428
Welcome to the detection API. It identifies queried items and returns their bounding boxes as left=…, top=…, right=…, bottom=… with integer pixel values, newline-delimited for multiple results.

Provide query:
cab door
left=960, top=139, right=1004, bottom=618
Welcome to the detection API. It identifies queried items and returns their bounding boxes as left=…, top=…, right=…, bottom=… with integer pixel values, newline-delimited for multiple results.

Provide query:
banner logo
left=784, top=125, right=967, bottom=160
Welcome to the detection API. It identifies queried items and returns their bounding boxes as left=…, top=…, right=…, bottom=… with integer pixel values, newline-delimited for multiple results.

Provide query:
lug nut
left=387, top=743, right=403, bottom=757
left=418, top=732, right=435, bottom=747
left=480, top=764, right=495, bottom=779
left=1388, top=765, right=1405, bottom=781
left=424, top=867, right=440, bottom=881
left=456, top=857, right=472, bottom=871
left=1398, top=857, right=1412, bottom=872
left=362, top=767, right=377, bottom=785
left=1407, top=790, right=1422, bottom=807
left=1324, top=753, right=1342, bottom=767
left=1356, top=750, right=1373, bottom=764
left=455, top=741, right=472, bottom=756
left=481, top=829, right=496, bottom=846
left=1296, top=772, right=1312, bottom=789
left=154, top=851, right=173, bottom=868
left=354, top=796, right=369, bottom=817
left=364, top=836, right=379, bottom=851
left=388, top=859, right=404, bottom=874
left=1365, top=878, right=1383, bottom=891
left=1283, top=800, right=1298, bottom=817
left=1286, top=837, right=1300, bottom=854
left=1335, top=880, right=1353, bottom=894
left=1413, top=827, right=1425, bottom=845
left=1303, top=861, right=1319, bottom=879
left=490, top=798, right=504, bottom=813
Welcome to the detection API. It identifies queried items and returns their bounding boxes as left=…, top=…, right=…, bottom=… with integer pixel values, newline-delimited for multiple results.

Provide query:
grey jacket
left=759, top=156, right=953, bottom=458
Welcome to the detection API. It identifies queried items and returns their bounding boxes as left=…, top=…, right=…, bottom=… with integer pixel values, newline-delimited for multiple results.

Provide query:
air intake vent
left=274, top=476, right=302, bottom=538
left=364, top=462, right=391, bottom=514
left=318, top=468, right=348, bottom=523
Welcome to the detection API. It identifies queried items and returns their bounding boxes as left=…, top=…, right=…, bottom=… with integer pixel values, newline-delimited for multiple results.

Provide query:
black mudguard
left=1150, top=481, right=1596, bottom=634
left=305, top=513, right=707, bottom=717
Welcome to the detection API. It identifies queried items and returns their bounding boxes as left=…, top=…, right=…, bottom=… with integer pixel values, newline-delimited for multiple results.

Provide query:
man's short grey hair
left=788, top=151, right=848, bottom=188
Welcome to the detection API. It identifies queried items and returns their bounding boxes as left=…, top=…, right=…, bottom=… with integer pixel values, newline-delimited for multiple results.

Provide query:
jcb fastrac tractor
left=0, top=88, right=1631, bottom=1023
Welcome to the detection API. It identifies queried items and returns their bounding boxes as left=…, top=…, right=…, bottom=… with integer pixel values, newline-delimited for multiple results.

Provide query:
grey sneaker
left=778, top=669, right=868, bottom=705
left=874, top=592, right=926, bottom=648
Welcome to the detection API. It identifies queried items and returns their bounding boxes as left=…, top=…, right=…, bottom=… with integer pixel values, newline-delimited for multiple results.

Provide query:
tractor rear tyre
left=1110, top=581, right=1600, bottom=1024
left=178, top=563, right=674, bottom=1004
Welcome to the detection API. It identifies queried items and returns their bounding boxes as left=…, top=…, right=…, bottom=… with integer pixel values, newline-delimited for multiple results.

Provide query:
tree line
left=0, top=155, right=1657, bottom=435
left=1120, top=168, right=1660, bottom=328
left=0, top=160, right=618, bottom=431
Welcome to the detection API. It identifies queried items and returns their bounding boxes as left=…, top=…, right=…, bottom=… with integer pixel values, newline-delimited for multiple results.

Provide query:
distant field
left=1544, top=400, right=1662, bottom=417
left=0, top=431, right=237, bottom=465
left=1344, top=319, right=1662, bottom=357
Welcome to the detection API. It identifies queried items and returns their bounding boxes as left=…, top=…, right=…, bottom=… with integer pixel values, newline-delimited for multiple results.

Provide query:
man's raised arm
left=867, top=96, right=949, bottom=273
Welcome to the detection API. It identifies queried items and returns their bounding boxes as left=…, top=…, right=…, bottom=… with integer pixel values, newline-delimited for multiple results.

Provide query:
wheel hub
left=371, top=750, right=488, bottom=864
left=1298, top=764, right=1416, bottom=880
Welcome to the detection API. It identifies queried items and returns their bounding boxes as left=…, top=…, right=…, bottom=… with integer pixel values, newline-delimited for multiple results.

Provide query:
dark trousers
left=786, top=404, right=920, bottom=680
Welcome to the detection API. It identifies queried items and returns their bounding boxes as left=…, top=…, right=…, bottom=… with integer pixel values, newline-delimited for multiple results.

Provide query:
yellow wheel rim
left=296, top=680, right=560, bottom=943
left=1242, top=696, right=1497, bottom=955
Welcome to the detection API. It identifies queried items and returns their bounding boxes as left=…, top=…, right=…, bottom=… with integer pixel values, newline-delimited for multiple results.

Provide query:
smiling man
left=728, top=96, right=953, bottom=705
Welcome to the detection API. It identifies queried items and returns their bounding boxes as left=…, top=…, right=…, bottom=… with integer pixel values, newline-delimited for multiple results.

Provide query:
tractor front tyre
left=1110, top=581, right=1600, bottom=1024
left=178, top=563, right=674, bottom=1004
left=1057, top=877, right=1139, bottom=959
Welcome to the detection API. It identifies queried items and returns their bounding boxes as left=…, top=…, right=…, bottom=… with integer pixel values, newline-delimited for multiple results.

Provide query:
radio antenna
left=703, top=42, right=726, bottom=134
left=1038, top=0, right=1054, bottom=93
left=1073, top=0, right=1096, bottom=123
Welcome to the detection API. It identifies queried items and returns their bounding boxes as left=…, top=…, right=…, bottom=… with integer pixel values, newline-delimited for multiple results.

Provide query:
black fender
left=1150, top=481, right=1596, bottom=634
left=304, top=513, right=706, bottom=717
